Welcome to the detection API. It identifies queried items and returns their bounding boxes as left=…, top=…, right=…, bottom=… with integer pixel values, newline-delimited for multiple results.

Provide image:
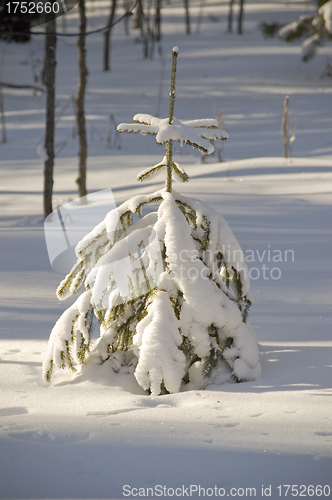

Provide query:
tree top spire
left=117, top=48, right=228, bottom=191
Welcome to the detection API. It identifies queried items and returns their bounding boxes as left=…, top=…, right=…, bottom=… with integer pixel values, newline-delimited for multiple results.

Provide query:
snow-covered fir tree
left=43, top=47, right=261, bottom=395
left=277, top=0, right=332, bottom=62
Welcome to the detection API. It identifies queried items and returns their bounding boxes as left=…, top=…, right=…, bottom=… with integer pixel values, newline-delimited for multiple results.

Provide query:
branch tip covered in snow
left=118, top=114, right=228, bottom=155
left=319, top=0, right=332, bottom=35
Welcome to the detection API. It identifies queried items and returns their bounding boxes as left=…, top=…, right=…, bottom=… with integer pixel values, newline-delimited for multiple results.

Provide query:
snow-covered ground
left=1, top=0, right=332, bottom=498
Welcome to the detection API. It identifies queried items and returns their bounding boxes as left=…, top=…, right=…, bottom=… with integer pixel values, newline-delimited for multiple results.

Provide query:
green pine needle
left=45, top=359, right=54, bottom=383
left=120, top=211, right=133, bottom=229
left=136, top=196, right=163, bottom=216
left=76, top=228, right=108, bottom=260
left=231, top=267, right=243, bottom=302
left=65, top=340, right=77, bottom=372
left=172, top=162, right=189, bottom=182
left=159, top=380, right=170, bottom=395
left=232, top=373, right=243, bottom=383
left=259, top=21, right=283, bottom=38
left=57, top=260, right=84, bottom=298
left=215, top=251, right=224, bottom=270
left=221, top=264, right=230, bottom=289
left=175, top=200, right=197, bottom=226
left=203, top=347, right=222, bottom=378
left=60, top=350, right=66, bottom=369
left=169, top=290, right=183, bottom=320
left=208, top=324, right=218, bottom=339
left=242, top=297, right=252, bottom=323
left=137, top=164, right=166, bottom=182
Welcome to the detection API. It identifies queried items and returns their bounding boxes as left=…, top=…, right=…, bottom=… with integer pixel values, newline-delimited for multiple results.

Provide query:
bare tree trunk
left=155, top=0, right=161, bottom=40
left=227, top=0, right=234, bottom=33
left=136, top=0, right=149, bottom=58
left=133, top=1, right=142, bottom=29
left=196, top=0, right=205, bottom=34
left=237, top=0, right=244, bottom=34
left=0, top=42, right=10, bottom=145
left=43, top=18, right=57, bottom=220
left=124, top=0, right=130, bottom=35
left=0, top=84, right=7, bottom=143
left=145, top=0, right=156, bottom=59
left=75, top=0, right=88, bottom=199
left=103, top=0, right=117, bottom=71
left=184, top=0, right=191, bottom=34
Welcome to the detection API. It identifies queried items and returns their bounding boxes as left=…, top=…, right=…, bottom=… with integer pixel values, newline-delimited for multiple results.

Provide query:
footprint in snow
left=86, top=408, right=143, bottom=416
left=314, top=431, right=332, bottom=437
left=8, top=430, right=89, bottom=444
left=0, top=407, right=28, bottom=417
left=138, top=398, right=176, bottom=409
left=222, top=422, right=240, bottom=428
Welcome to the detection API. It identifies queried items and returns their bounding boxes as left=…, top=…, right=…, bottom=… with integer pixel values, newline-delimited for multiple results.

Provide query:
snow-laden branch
left=302, top=33, right=321, bottom=61
left=117, top=114, right=228, bottom=154
left=137, top=156, right=189, bottom=183
left=319, top=0, right=332, bottom=35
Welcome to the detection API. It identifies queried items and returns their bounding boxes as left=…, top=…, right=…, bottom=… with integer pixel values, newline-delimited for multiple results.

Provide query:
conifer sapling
left=43, top=47, right=261, bottom=395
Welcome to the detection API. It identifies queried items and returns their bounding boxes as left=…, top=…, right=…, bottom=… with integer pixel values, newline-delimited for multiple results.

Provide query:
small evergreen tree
left=43, top=47, right=261, bottom=395
left=260, top=0, right=332, bottom=62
